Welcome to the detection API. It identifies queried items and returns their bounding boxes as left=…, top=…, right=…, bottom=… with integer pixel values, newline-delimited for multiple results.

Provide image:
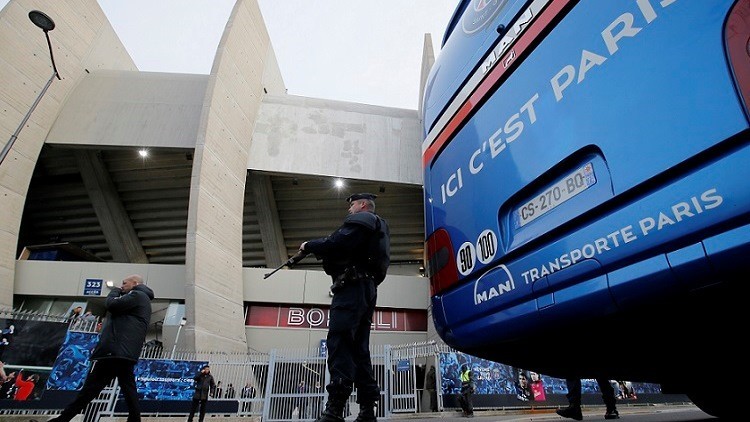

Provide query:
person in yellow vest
left=457, top=365, right=474, bottom=417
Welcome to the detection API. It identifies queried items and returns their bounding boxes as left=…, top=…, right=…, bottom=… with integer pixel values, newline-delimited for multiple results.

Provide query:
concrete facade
left=250, top=95, right=422, bottom=185
left=0, top=0, right=137, bottom=307
left=46, top=70, right=209, bottom=149
left=1, top=0, right=435, bottom=353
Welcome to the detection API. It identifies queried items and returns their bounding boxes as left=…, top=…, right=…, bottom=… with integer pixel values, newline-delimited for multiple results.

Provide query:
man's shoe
left=604, top=408, right=620, bottom=419
left=556, top=405, right=583, bottom=421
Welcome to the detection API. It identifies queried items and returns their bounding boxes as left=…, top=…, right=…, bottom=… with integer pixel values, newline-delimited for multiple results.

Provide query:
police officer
left=300, top=193, right=390, bottom=422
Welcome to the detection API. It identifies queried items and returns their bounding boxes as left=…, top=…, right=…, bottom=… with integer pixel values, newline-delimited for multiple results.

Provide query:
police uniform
left=302, top=193, right=390, bottom=422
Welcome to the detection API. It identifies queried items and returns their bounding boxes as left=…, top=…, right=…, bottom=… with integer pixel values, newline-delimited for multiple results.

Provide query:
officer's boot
left=354, top=402, right=377, bottom=422
left=315, top=398, right=346, bottom=422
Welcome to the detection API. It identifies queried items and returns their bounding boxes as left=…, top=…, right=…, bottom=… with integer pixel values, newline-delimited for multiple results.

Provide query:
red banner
left=245, top=304, right=427, bottom=332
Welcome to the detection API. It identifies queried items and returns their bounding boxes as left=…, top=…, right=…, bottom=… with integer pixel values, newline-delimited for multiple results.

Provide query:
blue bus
left=422, top=0, right=749, bottom=417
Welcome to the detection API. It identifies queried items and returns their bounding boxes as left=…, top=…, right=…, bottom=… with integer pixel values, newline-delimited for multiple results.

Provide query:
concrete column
left=75, top=150, right=148, bottom=263
left=183, top=0, right=279, bottom=352
left=248, top=171, right=286, bottom=267
left=418, top=33, right=435, bottom=119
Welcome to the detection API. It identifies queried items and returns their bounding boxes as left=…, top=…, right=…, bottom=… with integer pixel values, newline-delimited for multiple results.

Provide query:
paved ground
left=0, top=404, right=714, bottom=422
left=391, top=404, right=714, bottom=421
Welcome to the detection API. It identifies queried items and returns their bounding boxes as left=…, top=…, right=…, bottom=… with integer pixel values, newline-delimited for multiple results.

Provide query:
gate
left=260, top=345, right=391, bottom=422
left=262, top=347, right=327, bottom=421
left=388, top=341, right=440, bottom=414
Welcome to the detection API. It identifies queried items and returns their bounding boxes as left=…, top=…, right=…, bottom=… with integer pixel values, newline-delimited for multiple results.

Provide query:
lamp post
left=0, top=10, right=61, bottom=167
left=171, top=317, right=187, bottom=359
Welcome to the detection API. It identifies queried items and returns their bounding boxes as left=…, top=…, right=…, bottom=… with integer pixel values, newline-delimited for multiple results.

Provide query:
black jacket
left=193, top=372, right=216, bottom=400
left=305, top=211, right=390, bottom=282
left=426, top=368, right=436, bottom=391
left=91, top=283, right=155, bottom=361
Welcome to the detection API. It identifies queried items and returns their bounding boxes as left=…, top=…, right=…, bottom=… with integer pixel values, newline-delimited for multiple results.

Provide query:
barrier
left=2, top=307, right=674, bottom=421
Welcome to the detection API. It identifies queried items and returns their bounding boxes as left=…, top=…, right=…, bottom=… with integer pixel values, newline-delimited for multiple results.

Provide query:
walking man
left=50, top=275, right=154, bottom=422
left=300, top=193, right=390, bottom=422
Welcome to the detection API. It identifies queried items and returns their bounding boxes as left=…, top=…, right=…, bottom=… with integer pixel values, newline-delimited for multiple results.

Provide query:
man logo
left=462, top=0, right=509, bottom=35
left=473, top=264, right=516, bottom=305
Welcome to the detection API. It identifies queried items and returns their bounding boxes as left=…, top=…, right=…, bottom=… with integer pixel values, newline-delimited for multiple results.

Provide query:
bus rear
left=422, top=0, right=749, bottom=416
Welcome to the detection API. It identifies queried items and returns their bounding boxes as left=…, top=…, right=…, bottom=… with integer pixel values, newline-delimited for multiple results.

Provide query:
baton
left=263, top=250, right=308, bottom=279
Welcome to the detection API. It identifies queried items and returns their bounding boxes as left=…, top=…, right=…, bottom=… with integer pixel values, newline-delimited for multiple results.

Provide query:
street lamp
left=171, top=317, right=188, bottom=359
left=0, top=10, right=62, bottom=166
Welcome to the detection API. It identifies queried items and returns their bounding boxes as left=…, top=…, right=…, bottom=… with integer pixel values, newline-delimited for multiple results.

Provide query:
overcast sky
left=2, top=0, right=457, bottom=110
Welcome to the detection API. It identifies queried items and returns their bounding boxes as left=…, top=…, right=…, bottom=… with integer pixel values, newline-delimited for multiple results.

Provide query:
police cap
left=346, top=193, right=377, bottom=202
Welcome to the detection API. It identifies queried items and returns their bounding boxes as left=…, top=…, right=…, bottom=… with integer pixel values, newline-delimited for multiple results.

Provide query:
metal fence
left=85, top=343, right=423, bottom=421
left=1, top=307, right=444, bottom=421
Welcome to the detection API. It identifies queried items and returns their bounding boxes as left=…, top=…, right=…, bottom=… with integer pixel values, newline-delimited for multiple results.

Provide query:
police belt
left=331, top=267, right=374, bottom=293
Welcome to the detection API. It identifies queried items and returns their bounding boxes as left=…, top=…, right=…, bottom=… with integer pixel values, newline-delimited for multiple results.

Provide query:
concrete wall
left=184, top=0, right=282, bottom=352
left=249, top=94, right=422, bottom=185
left=14, top=260, right=185, bottom=299
left=0, top=0, right=136, bottom=307
left=13, top=261, right=429, bottom=352
left=46, top=70, right=209, bottom=148
left=14, top=262, right=428, bottom=308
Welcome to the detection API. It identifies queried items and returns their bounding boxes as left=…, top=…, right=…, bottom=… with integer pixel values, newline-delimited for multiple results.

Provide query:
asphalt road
left=391, top=405, right=715, bottom=421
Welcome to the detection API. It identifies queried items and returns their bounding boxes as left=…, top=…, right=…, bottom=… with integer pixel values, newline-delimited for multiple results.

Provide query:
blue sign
left=396, top=359, right=410, bottom=372
left=83, top=278, right=102, bottom=296
left=135, top=359, right=209, bottom=400
left=319, top=339, right=327, bottom=357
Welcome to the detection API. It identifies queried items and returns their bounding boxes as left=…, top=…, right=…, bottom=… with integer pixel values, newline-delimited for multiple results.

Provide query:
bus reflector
left=425, top=228, right=459, bottom=295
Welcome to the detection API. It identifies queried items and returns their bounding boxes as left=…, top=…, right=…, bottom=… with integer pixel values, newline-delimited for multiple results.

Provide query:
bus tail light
left=425, top=228, right=459, bottom=295
left=726, top=0, right=750, bottom=113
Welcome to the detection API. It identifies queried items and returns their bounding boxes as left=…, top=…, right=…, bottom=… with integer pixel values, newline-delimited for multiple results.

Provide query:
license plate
left=514, top=163, right=596, bottom=228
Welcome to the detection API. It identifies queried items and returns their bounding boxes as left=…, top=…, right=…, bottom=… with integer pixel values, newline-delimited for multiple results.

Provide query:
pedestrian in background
left=188, top=365, right=216, bottom=422
left=425, top=366, right=438, bottom=412
left=457, top=365, right=474, bottom=417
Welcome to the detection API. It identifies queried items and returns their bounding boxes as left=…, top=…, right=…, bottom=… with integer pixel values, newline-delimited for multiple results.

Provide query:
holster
left=331, top=272, right=348, bottom=294
left=331, top=267, right=372, bottom=293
